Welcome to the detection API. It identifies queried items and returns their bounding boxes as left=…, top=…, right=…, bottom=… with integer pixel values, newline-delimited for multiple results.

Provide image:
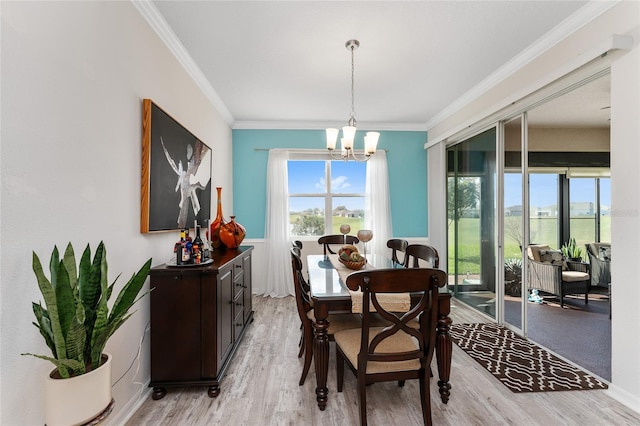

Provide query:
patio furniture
left=585, top=243, right=611, bottom=289
left=526, top=244, right=590, bottom=308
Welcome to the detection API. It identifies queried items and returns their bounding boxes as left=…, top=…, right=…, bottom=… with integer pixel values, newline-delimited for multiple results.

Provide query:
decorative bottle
left=174, top=232, right=185, bottom=266
left=219, top=216, right=246, bottom=249
left=193, top=223, right=206, bottom=261
left=210, top=187, right=226, bottom=249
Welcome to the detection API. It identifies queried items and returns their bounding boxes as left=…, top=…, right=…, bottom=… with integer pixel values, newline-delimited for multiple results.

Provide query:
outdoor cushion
left=562, top=270, right=589, bottom=282
left=539, top=249, right=563, bottom=265
left=598, top=245, right=611, bottom=261
left=527, top=245, right=550, bottom=262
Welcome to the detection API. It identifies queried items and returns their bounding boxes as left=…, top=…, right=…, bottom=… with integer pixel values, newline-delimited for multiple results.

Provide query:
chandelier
left=326, top=39, right=379, bottom=162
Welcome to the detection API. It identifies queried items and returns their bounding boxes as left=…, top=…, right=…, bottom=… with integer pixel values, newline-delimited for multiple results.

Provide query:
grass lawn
left=448, top=216, right=610, bottom=274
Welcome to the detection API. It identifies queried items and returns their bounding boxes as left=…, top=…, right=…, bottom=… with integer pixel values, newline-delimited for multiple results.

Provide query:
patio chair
left=585, top=243, right=611, bottom=289
left=526, top=244, right=590, bottom=308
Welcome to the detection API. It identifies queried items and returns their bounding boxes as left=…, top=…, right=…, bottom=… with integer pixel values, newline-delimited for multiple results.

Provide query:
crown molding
left=131, top=0, right=235, bottom=126
left=232, top=120, right=428, bottom=131
left=424, top=0, right=619, bottom=131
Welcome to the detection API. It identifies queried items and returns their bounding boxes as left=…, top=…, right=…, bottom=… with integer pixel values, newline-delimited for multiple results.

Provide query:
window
left=288, top=158, right=366, bottom=237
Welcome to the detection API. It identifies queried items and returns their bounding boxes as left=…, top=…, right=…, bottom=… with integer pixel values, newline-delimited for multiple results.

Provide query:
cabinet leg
left=208, top=385, right=220, bottom=398
left=152, top=387, right=166, bottom=400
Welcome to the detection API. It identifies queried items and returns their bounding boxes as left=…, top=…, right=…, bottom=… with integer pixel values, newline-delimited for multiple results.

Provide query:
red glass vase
left=219, top=216, right=246, bottom=249
left=209, top=187, right=225, bottom=249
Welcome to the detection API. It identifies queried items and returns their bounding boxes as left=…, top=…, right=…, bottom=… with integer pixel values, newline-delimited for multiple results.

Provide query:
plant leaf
left=55, top=259, right=76, bottom=342
left=62, top=242, right=78, bottom=290
left=32, top=252, right=67, bottom=361
left=32, top=302, right=56, bottom=356
left=21, top=353, right=85, bottom=378
left=109, top=259, right=152, bottom=324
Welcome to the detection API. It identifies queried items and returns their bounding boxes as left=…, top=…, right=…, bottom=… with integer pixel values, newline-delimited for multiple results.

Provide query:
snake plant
left=561, top=237, right=583, bottom=260
left=22, top=242, right=152, bottom=378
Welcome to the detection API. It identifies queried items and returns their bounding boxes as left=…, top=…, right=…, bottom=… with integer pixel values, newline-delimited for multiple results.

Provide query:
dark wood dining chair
left=318, top=234, right=359, bottom=255
left=289, top=248, right=362, bottom=385
left=386, top=238, right=409, bottom=266
left=405, top=244, right=440, bottom=268
left=334, top=268, right=446, bottom=426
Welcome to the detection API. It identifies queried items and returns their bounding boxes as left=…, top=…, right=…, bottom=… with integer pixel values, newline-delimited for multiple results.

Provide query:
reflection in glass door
left=447, top=128, right=497, bottom=318
left=502, top=116, right=524, bottom=331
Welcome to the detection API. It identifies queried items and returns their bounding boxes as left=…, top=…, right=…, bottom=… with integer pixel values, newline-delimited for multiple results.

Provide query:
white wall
left=1, top=2, right=232, bottom=424
left=427, top=1, right=640, bottom=413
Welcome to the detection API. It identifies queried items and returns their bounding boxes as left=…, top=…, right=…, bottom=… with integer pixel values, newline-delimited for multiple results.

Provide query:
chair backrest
left=345, top=268, right=446, bottom=367
left=386, top=239, right=409, bottom=266
left=405, top=244, right=440, bottom=268
left=291, top=240, right=303, bottom=257
left=290, top=248, right=312, bottom=320
left=317, top=234, right=359, bottom=255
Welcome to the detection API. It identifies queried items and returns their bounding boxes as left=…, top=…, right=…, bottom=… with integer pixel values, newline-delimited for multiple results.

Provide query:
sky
left=287, top=162, right=610, bottom=212
left=288, top=161, right=366, bottom=212
left=504, top=174, right=610, bottom=208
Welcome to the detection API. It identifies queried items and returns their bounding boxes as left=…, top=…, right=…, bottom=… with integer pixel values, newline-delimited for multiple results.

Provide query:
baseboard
left=606, top=383, right=640, bottom=415
left=104, top=379, right=153, bottom=426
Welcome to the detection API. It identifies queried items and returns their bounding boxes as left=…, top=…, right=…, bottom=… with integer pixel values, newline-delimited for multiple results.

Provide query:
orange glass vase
left=219, top=216, right=246, bottom=249
left=209, top=187, right=226, bottom=249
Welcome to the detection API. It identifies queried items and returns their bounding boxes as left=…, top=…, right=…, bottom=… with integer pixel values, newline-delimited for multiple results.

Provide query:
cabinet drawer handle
left=236, top=302, right=243, bottom=306
left=236, top=282, right=243, bottom=287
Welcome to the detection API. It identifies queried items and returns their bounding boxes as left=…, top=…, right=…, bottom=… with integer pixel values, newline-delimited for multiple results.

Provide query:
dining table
left=307, top=253, right=453, bottom=411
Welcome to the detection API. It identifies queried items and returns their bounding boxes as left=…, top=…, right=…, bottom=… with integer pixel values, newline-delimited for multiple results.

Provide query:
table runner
left=327, top=254, right=411, bottom=314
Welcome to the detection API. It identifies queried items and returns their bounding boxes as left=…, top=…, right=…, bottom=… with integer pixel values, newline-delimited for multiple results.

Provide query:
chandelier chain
left=350, top=42, right=356, bottom=122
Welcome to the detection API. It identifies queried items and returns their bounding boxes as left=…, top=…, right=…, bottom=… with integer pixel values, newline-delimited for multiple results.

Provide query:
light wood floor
left=126, top=295, right=640, bottom=425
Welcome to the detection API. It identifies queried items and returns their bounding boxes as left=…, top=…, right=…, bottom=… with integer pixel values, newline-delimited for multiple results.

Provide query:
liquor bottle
left=184, top=229, right=193, bottom=264
left=181, top=230, right=192, bottom=264
left=174, top=232, right=185, bottom=266
left=193, top=224, right=206, bottom=260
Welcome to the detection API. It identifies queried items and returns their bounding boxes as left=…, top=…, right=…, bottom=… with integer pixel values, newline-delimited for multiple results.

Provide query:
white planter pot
left=44, top=353, right=112, bottom=426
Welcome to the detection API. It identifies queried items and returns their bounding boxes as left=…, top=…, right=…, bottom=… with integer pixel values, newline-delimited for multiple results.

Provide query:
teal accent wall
left=232, top=129, right=428, bottom=238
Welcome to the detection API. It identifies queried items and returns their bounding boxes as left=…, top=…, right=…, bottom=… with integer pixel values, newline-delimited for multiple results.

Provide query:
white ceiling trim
left=423, top=0, right=618, bottom=131
left=232, top=120, right=429, bottom=131
left=132, top=0, right=235, bottom=126
left=425, top=34, right=631, bottom=149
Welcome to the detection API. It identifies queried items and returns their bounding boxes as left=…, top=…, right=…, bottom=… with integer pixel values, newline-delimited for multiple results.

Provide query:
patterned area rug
left=450, top=323, right=608, bottom=392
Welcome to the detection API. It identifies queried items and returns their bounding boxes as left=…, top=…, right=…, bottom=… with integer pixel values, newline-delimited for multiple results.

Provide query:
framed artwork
left=141, top=99, right=212, bottom=233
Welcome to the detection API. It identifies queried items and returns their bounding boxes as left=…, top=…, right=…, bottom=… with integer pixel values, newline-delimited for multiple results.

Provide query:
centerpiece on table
left=338, top=244, right=366, bottom=270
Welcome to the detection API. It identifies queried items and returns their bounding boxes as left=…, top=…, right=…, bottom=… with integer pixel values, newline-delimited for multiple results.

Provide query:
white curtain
left=262, top=149, right=294, bottom=297
left=365, top=151, right=392, bottom=258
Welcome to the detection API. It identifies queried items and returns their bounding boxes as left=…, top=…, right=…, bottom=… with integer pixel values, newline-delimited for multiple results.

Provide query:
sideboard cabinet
left=149, top=246, right=253, bottom=399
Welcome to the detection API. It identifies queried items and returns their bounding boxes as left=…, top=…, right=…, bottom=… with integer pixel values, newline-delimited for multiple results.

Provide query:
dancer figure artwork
left=142, top=99, right=212, bottom=232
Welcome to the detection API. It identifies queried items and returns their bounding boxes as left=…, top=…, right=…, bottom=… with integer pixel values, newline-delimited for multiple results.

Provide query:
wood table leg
left=436, top=297, right=452, bottom=404
left=313, top=304, right=330, bottom=410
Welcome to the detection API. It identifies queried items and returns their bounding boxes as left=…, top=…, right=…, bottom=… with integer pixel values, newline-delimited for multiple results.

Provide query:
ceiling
left=148, top=1, right=610, bottom=130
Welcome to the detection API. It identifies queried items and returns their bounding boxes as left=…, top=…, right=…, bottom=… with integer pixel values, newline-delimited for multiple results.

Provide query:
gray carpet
left=517, top=291, right=611, bottom=381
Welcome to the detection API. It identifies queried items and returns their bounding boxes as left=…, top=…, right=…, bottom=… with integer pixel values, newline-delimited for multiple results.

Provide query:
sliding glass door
left=447, top=128, right=497, bottom=318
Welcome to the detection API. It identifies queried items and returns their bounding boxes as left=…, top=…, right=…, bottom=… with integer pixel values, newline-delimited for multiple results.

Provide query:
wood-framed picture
left=141, top=99, right=212, bottom=233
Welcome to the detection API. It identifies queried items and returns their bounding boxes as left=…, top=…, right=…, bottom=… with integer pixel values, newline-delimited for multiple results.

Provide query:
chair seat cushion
left=562, top=271, right=589, bottom=282
left=307, top=311, right=362, bottom=335
left=334, top=327, right=421, bottom=374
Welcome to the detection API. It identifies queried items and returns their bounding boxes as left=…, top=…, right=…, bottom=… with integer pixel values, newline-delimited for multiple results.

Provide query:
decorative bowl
left=338, top=257, right=366, bottom=270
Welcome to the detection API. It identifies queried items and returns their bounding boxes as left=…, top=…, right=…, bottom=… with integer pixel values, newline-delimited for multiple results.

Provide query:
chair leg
left=585, top=283, right=589, bottom=304
left=298, top=330, right=305, bottom=358
left=398, top=380, right=405, bottom=387
left=336, top=348, right=345, bottom=392
left=299, top=323, right=314, bottom=386
left=420, top=370, right=433, bottom=426
left=357, top=371, right=368, bottom=426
